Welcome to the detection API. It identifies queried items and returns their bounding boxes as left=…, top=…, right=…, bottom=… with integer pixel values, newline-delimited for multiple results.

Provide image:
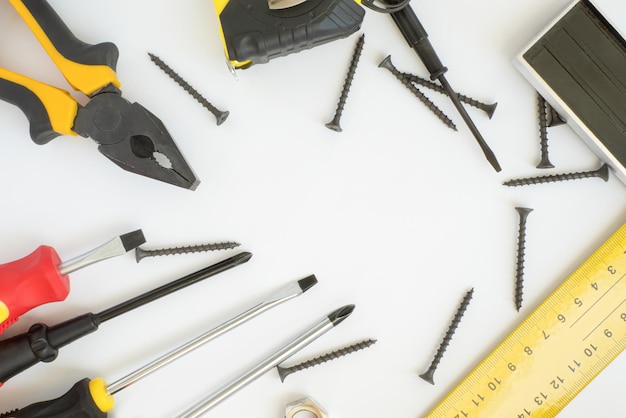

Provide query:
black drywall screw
left=536, top=93, right=554, bottom=169
left=276, top=338, right=377, bottom=382
left=326, top=34, right=365, bottom=132
left=378, top=55, right=457, bottom=131
left=546, top=101, right=566, bottom=127
left=148, top=53, right=229, bottom=125
left=401, top=72, right=497, bottom=119
left=419, top=288, right=474, bottom=385
left=135, top=241, right=241, bottom=262
left=514, top=207, right=533, bottom=311
left=503, top=163, right=609, bottom=187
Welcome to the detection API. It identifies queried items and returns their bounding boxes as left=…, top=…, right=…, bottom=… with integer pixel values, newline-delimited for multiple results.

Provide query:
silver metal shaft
left=175, top=305, right=354, bottom=418
left=106, top=278, right=315, bottom=395
left=59, top=230, right=144, bottom=275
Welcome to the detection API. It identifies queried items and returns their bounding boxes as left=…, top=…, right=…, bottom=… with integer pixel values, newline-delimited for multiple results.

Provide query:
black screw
left=276, top=338, right=377, bottom=381
left=546, top=101, right=566, bottom=127
left=378, top=55, right=457, bottom=132
left=503, top=163, right=610, bottom=187
left=135, top=241, right=241, bottom=262
left=514, top=207, right=533, bottom=311
left=325, top=34, right=365, bottom=132
left=148, top=53, right=229, bottom=125
left=536, top=93, right=554, bottom=169
left=401, top=72, right=497, bottom=119
left=419, top=288, right=474, bottom=385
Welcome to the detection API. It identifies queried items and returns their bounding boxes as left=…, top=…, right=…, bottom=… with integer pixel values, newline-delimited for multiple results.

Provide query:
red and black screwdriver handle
left=0, top=0, right=119, bottom=144
left=0, top=246, right=71, bottom=334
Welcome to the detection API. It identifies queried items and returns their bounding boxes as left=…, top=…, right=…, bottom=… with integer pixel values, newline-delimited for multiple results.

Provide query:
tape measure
left=426, top=222, right=626, bottom=417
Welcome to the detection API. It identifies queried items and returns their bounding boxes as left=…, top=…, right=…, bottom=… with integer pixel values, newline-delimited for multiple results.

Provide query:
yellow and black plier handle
left=0, top=0, right=199, bottom=190
left=2, top=0, right=120, bottom=144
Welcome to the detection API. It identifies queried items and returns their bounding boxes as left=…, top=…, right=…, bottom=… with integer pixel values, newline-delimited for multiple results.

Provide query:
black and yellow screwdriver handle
left=3, top=378, right=113, bottom=418
left=0, top=0, right=120, bottom=144
left=214, top=0, right=365, bottom=69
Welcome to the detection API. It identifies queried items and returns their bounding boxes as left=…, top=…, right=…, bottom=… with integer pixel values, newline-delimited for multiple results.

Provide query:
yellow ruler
left=426, top=222, right=626, bottom=417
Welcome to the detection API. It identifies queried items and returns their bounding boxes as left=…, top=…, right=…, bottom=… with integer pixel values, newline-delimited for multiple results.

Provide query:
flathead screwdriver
left=389, top=4, right=501, bottom=172
left=0, top=229, right=145, bottom=334
left=0, top=251, right=252, bottom=386
left=2, top=275, right=317, bottom=417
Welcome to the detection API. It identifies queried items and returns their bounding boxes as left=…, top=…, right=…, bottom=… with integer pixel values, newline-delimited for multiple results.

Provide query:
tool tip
left=298, top=275, right=318, bottom=293
left=328, top=304, right=355, bottom=326
left=233, top=251, right=253, bottom=264
left=120, top=229, right=146, bottom=252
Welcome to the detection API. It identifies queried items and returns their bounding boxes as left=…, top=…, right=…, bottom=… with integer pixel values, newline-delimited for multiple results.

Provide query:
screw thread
left=136, top=241, right=240, bottom=262
left=326, top=34, right=365, bottom=132
left=503, top=163, right=609, bottom=187
left=148, top=53, right=229, bottom=125
left=420, top=289, right=474, bottom=384
left=277, top=338, right=376, bottom=381
left=401, top=72, right=497, bottom=118
left=379, top=56, right=457, bottom=131
left=515, top=207, right=533, bottom=311
left=536, top=93, right=554, bottom=169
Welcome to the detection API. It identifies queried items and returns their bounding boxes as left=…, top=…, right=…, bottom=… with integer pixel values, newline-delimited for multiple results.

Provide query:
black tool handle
left=1, top=378, right=107, bottom=418
left=0, top=314, right=100, bottom=386
left=389, top=4, right=447, bottom=79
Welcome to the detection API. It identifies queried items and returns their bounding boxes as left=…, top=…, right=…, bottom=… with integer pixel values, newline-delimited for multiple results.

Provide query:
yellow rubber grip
left=0, top=301, right=8, bottom=324
left=0, top=68, right=78, bottom=138
left=9, top=0, right=120, bottom=96
left=89, top=378, right=115, bottom=413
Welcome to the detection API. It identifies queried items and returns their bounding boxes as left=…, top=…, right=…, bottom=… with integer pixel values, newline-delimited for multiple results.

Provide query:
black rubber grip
left=21, top=0, right=118, bottom=70
left=220, top=0, right=364, bottom=66
left=0, top=77, right=60, bottom=145
left=0, top=314, right=100, bottom=385
left=2, top=378, right=107, bottom=418
left=389, top=4, right=447, bottom=79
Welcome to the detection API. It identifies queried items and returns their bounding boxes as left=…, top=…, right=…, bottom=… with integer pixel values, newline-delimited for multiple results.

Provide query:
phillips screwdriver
left=0, top=230, right=145, bottom=335
left=0, top=251, right=252, bottom=386
left=388, top=3, right=502, bottom=172
left=2, top=275, right=317, bottom=417
left=177, top=304, right=355, bottom=417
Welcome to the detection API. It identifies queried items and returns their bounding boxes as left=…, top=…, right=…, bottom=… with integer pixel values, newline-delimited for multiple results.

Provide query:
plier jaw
left=73, top=90, right=200, bottom=191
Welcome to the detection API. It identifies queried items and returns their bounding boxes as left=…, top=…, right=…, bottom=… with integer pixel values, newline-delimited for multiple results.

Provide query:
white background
left=0, top=0, right=625, bottom=417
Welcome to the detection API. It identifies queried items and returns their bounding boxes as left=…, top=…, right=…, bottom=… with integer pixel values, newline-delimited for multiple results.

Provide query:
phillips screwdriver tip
left=328, top=304, right=355, bottom=326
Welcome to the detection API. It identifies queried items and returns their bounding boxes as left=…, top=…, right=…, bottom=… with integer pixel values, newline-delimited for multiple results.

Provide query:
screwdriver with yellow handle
left=0, top=230, right=144, bottom=335
left=3, top=275, right=317, bottom=417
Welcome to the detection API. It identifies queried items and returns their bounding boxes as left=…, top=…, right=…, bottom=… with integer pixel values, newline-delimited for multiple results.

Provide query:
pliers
left=0, top=0, right=200, bottom=190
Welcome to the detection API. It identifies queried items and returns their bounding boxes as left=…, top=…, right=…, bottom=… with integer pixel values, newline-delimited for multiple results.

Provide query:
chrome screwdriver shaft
left=107, top=276, right=318, bottom=395
left=176, top=305, right=355, bottom=418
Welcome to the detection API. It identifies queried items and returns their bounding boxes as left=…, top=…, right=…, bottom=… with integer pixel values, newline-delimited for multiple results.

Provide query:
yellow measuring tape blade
left=426, top=222, right=626, bottom=417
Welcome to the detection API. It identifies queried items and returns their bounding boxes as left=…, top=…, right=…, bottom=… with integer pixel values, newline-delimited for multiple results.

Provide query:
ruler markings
left=583, top=298, right=626, bottom=341
left=571, top=273, right=626, bottom=328
left=424, top=223, right=626, bottom=417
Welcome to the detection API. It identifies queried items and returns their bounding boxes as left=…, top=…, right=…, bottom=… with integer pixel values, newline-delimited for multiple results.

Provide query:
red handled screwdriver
left=0, top=252, right=251, bottom=387
left=0, top=230, right=145, bottom=334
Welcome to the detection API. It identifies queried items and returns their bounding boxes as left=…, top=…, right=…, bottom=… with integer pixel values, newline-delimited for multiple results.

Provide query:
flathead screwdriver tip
left=298, top=275, right=318, bottom=293
left=119, top=229, right=146, bottom=252
left=328, top=304, right=355, bottom=326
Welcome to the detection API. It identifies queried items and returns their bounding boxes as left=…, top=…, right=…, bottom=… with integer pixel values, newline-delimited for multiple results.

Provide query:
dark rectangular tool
left=515, top=0, right=626, bottom=184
